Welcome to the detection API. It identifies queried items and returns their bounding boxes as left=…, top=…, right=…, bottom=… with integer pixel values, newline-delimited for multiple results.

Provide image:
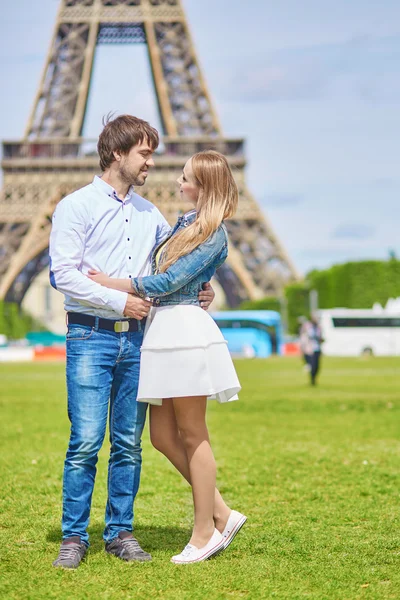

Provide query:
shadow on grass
left=47, top=523, right=190, bottom=554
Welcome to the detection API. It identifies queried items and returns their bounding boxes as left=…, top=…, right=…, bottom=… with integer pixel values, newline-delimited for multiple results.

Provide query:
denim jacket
left=131, top=210, right=228, bottom=306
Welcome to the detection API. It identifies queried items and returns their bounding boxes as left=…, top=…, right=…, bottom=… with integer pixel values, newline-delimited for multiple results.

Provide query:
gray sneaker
left=105, top=531, right=152, bottom=562
left=53, top=536, right=87, bottom=569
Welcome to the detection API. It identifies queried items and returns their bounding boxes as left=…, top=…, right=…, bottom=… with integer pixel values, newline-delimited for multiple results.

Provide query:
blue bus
left=211, top=310, right=282, bottom=358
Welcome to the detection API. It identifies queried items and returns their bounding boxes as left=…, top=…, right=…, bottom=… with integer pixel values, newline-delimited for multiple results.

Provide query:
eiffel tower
left=0, top=0, right=299, bottom=308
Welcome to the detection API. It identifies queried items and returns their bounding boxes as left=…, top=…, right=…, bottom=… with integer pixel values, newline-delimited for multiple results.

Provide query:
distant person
left=88, top=150, right=246, bottom=564
left=300, top=314, right=324, bottom=385
left=297, top=315, right=310, bottom=370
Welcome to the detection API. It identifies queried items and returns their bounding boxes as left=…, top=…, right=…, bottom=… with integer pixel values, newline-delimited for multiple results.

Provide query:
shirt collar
left=93, top=175, right=133, bottom=203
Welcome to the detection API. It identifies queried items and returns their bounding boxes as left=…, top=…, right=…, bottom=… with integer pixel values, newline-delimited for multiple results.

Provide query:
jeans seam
left=106, top=390, right=116, bottom=541
left=115, top=332, right=124, bottom=364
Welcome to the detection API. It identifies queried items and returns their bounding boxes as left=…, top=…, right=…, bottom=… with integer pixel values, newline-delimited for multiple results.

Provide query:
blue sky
left=1, top=0, right=399, bottom=274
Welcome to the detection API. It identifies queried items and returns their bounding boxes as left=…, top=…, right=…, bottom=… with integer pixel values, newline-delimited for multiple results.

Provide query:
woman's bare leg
left=171, top=395, right=218, bottom=548
left=150, top=401, right=231, bottom=532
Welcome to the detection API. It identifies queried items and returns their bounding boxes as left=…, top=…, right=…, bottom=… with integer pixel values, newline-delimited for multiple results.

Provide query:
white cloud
left=332, top=224, right=376, bottom=240
left=262, top=193, right=304, bottom=208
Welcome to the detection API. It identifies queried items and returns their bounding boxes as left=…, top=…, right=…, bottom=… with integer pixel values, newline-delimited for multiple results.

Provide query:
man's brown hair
left=97, top=114, right=159, bottom=171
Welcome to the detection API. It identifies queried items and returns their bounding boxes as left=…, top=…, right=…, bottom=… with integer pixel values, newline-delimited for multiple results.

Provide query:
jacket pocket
left=179, top=281, right=199, bottom=296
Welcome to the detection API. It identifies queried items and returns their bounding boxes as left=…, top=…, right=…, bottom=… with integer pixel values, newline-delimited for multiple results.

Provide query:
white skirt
left=137, top=305, right=241, bottom=405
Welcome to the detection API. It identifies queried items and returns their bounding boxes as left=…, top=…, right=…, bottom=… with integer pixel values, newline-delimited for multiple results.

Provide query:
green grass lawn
left=1, top=357, right=400, bottom=599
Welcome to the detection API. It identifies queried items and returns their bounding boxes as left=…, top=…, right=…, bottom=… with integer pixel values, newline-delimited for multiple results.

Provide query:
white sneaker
left=221, top=510, right=247, bottom=549
left=171, top=529, right=225, bottom=564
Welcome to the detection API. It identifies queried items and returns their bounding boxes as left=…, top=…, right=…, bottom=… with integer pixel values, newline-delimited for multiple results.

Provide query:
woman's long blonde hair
left=159, top=150, right=238, bottom=272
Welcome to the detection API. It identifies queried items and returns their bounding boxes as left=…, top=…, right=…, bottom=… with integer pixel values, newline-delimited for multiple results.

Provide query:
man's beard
left=119, top=163, right=145, bottom=187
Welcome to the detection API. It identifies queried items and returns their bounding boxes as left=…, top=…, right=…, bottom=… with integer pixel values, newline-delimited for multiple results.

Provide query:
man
left=50, top=115, right=214, bottom=568
left=299, top=313, right=324, bottom=385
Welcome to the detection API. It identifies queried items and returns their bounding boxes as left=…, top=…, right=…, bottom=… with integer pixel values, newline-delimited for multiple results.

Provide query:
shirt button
left=129, top=275, right=132, bottom=278
left=125, top=219, right=128, bottom=223
left=129, top=256, right=131, bottom=260
left=127, top=238, right=130, bottom=241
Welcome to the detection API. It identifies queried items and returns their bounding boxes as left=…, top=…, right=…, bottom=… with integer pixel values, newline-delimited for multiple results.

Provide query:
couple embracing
left=50, top=115, right=246, bottom=568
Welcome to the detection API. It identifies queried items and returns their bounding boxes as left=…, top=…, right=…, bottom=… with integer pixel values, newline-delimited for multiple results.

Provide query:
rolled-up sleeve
left=49, top=197, right=128, bottom=315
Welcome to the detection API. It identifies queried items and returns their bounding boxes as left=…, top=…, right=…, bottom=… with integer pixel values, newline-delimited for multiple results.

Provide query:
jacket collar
left=182, top=209, right=197, bottom=226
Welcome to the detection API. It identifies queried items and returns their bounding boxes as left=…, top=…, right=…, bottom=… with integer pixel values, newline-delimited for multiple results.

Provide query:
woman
left=89, top=150, right=246, bottom=564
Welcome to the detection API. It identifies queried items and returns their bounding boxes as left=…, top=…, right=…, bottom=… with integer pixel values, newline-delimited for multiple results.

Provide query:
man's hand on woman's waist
left=199, top=282, right=215, bottom=310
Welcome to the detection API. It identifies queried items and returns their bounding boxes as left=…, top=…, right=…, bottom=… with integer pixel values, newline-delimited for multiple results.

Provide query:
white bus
left=318, top=302, right=400, bottom=356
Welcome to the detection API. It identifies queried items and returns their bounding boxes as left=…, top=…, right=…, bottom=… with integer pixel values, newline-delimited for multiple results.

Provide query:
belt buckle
left=114, top=320, right=129, bottom=333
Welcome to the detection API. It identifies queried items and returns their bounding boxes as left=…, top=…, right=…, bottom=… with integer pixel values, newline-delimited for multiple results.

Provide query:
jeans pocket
left=66, top=325, right=94, bottom=341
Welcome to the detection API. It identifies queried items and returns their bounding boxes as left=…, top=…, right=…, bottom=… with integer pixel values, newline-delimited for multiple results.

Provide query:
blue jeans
left=62, top=322, right=147, bottom=546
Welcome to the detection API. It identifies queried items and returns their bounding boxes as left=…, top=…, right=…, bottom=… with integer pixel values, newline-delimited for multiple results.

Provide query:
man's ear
left=113, top=151, right=121, bottom=162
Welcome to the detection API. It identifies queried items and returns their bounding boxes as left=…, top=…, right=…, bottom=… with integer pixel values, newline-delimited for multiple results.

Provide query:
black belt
left=67, top=312, right=145, bottom=333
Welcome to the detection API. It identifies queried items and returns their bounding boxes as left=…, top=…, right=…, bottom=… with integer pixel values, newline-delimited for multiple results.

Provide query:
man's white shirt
left=49, top=176, right=171, bottom=319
